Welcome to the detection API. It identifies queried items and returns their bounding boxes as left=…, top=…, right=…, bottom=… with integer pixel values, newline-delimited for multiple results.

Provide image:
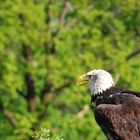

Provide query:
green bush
left=33, top=128, right=63, bottom=140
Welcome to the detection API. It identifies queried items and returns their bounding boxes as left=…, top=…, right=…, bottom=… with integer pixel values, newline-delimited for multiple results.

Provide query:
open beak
left=77, top=75, right=89, bottom=86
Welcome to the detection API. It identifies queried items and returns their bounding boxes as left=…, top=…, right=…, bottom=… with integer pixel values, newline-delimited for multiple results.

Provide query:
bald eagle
left=77, top=69, right=140, bottom=140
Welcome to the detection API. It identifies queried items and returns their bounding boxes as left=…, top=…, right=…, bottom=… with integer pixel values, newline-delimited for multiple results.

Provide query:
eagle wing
left=94, top=93, right=140, bottom=140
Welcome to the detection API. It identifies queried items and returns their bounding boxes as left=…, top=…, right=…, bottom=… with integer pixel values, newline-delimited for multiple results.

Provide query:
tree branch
left=22, top=44, right=36, bottom=112
left=0, top=104, right=17, bottom=127
left=105, top=63, right=117, bottom=71
left=59, top=1, right=72, bottom=27
left=24, top=72, right=36, bottom=112
left=3, top=108, right=17, bottom=127
left=65, top=18, right=78, bottom=29
left=126, top=49, right=140, bottom=60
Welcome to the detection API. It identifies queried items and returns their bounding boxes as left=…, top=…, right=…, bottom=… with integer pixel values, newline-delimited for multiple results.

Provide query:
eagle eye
left=87, top=75, right=92, bottom=79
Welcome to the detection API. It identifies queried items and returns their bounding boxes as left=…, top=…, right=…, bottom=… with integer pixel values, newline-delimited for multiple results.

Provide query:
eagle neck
left=90, top=87, right=120, bottom=106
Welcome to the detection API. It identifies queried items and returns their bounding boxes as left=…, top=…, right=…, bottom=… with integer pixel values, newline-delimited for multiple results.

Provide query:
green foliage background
left=0, top=0, right=140, bottom=139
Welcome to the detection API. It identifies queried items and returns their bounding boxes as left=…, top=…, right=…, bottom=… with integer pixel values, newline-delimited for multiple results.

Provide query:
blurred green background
left=0, top=0, right=140, bottom=139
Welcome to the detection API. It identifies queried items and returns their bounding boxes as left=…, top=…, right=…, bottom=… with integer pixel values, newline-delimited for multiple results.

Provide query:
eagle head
left=77, top=69, right=114, bottom=96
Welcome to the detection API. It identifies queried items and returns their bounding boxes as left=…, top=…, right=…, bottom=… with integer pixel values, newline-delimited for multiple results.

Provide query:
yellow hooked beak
left=77, top=75, right=89, bottom=86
